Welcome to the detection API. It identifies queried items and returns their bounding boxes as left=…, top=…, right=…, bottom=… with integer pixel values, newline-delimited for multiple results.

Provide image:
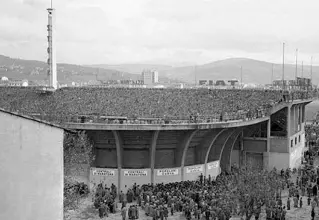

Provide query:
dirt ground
left=64, top=158, right=319, bottom=220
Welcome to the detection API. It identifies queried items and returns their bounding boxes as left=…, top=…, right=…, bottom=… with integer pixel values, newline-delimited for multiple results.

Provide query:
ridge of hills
left=1, top=54, right=318, bottom=85
left=0, top=55, right=140, bottom=84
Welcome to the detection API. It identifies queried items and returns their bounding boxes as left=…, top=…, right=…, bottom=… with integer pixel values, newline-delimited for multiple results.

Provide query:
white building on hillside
left=141, top=69, right=159, bottom=85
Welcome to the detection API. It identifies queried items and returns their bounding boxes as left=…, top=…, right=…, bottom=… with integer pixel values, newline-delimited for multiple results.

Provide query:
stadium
left=2, top=2, right=319, bottom=220
left=0, top=86, right=314, bottom=193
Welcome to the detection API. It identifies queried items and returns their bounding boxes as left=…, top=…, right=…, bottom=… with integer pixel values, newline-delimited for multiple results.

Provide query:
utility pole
left=302, top=61, right=304, bottom=77
left=271, top=64, right=274, bottom=86
left=311, top=56, right=313, bottom=89
left=282, top=43, right=285, bottom=90
left=240, top=66, right=243, bottom=89
left=295, top=48, right=298, bottom=79
left=194, top=65, right=197, bottom=86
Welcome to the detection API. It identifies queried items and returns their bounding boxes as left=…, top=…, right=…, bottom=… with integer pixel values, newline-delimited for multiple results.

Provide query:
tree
left=64, top=131, right=95, bottom=177
left=63, top=131, right=95, bottom=211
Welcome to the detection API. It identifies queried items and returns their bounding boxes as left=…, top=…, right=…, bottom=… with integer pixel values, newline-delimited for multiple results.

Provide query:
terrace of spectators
left=0, top=87, right=315, bottom=126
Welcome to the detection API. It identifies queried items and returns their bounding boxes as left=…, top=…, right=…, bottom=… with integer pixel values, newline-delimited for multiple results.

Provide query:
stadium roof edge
left=0, top=108, right=74, bottom=133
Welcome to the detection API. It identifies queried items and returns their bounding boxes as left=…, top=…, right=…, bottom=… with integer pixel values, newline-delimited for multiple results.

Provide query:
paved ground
left=65, top=158, right=319, bottom=220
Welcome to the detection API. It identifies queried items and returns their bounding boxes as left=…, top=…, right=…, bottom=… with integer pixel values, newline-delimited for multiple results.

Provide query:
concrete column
left=264, top=119, right=271, bottom=170
left=195, top=129, right=224, bottom=173
left=150, top=130, right=160, bottom=184
left=205, top=128, right=235, bottom=167
left=239, top=131, right=244, bottom=168
left=220, top=128, right=242, bottom=172
left=291, top=105, right=297, bottom=134
left=179, top=130, right=198, bottom=181
left=267, top=119, right=271, bottom=152
left=287, top=106, right=291, bottom=154
left=112, top=130, right=123, bottom=193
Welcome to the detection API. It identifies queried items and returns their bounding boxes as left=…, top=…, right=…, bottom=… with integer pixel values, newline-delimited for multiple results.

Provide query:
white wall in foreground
left=0, top=111, right=64, bottom=220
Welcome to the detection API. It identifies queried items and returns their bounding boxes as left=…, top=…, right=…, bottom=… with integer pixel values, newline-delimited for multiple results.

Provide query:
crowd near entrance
left=86, top=141, right=317, bottom=220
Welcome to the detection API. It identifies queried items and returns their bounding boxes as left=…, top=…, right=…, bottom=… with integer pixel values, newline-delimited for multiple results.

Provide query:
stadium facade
left=64, top=99, right=311, bottom=192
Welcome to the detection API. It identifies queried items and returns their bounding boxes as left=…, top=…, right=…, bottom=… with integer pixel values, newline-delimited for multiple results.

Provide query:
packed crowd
left=89, top=145, right=319, bottom=220
left=0, top=87, right=315, bottom=124
left=285, top=146, right=319, bottom=220
left=93, top=169, right=287, bottom=220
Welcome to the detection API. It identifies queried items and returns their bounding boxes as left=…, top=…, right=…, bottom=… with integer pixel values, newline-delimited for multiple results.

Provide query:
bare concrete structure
left=0, top=109, right=64, bottom=220
left=64, top=99, right=311, bottom=192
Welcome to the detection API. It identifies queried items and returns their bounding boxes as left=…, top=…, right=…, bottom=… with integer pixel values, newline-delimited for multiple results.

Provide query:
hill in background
left=95, top=58, right=319, bottom=85
left=1, top=54, right=318, bottom=85
left=0, top=55, right=139, bottom=84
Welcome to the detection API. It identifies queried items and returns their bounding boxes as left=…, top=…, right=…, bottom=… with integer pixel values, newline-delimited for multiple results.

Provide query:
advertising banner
left=124, top=170, right=147, bottom=177
left=207, top=161, right=220, bottom=170
left=92, top=169, right=115, bottom=176
left=157, top=168, right=178, bottom=176
left=186, top=165, right=203, bottom=173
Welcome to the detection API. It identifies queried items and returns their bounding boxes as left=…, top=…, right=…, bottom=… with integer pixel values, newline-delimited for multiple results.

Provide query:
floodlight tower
left=47, top=0, right=57, bottom=89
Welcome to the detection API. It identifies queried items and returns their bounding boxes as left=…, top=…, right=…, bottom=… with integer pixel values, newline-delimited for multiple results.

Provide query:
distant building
left=215, top=80, right=226, bottom=86
left=141, top=69, right=159, bottom=85
left=199, top=80, right=208, bottom=85
left=228, top=79, right=239, bottom=86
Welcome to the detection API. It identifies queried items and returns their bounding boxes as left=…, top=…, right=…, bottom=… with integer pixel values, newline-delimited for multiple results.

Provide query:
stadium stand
left=0, top=87, right=314, bottom=124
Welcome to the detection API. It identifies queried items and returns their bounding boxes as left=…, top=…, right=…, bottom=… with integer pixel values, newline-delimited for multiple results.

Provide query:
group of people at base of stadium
left=92, top=146, right=319, bottom=220
left=285, top=146, right=319, bottom=220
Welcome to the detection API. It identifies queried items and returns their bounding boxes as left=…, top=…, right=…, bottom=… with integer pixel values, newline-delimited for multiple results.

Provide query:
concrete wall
left=184, top=164, right=204, bottom=181
left=206, top=161, right=221, bottom=179
left=289, top=131, right=305, bottom=169
left=268, top=152, right=289, bottom=170
left=154, top=168, right=182, bottom=184
left=270, top=137, right=288, bottom=153
left=89, top=168, right=118, bottom=191
left=243, top=139, right=267, bottom=152
left=0, top=111, right=64, bottom=220
left=230, top=150, right=240, bottom=166
left=121, top=169, right=151, bottom=193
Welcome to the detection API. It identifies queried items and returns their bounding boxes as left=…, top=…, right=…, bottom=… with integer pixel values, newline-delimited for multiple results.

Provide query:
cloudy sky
left=0, top=0, right=318, bottom=65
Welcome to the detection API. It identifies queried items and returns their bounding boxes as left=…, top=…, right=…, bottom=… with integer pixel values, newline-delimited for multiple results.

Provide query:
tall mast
left=295, top=48, right=298, bottom=79
left=282, top=43, right=285, bottom=90
left=311, top=56, right=313, bottom=89
left=271, top=63, right=274, bottom=85
left=240, top=66, right=243, bottom=88
left=47, top=0, right=57, bottom=89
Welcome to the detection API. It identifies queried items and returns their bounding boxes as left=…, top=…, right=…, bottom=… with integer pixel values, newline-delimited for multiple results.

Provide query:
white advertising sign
left=207, top=161, right=220, bottom=170
left=124, top=170, right=147, bottom=177
left=186, top=165, right=203, bottom=173
left=157, top=168, right=178, bottom=176
left=92, top=169, right=115, bottom=176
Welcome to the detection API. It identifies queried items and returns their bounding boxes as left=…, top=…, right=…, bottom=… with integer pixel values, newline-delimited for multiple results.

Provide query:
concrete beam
left=177, top=130, right=198, bottom=181
left=111, top=130, right=123, bottom=193
left=195, top=129, right=224, bottom=165
left=220, top=128, right=243, bottom=172
left=150, top=130, right=160, bottom=184
left=205, top=128, right=235, bottom=165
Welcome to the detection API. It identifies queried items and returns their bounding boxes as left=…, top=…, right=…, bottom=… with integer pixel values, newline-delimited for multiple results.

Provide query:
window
left=291, top=140, right=293, bottom=147
left=299, top=135, right=301, bottom=143
left=295, top=137, right=297, bottom=145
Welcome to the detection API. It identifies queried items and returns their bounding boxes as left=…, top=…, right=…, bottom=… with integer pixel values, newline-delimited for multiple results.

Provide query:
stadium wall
left=0, top=110, right=64, bottom=220
left=268, top=152, right=290, bottom=170
left=90, top=160, right=220, bottom=192
left=289, top=131, right=305, bottom=169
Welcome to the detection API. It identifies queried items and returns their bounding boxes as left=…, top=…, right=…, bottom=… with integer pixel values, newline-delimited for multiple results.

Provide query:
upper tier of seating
left=0, top=87, right=313, bottom=123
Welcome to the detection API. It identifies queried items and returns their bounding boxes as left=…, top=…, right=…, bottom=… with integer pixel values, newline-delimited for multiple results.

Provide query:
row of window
left=291, top=135, right=301, bottom=147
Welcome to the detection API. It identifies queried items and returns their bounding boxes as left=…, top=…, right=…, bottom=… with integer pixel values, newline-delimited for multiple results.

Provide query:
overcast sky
left=0, top=0, right=319, bottom=65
